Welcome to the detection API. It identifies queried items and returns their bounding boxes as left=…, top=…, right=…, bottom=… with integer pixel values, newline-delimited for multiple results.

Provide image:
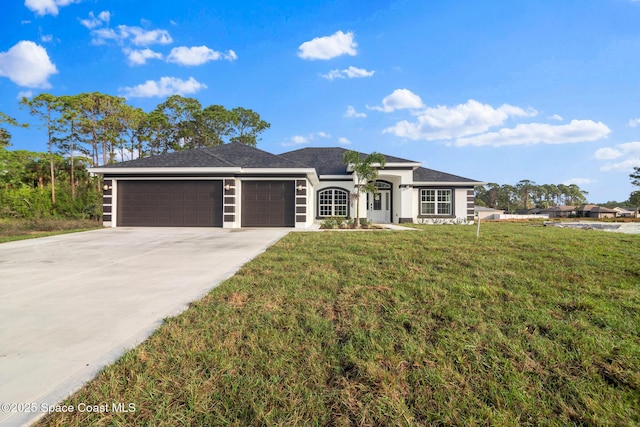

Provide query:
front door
left=368, top=189, right=391, bottom=223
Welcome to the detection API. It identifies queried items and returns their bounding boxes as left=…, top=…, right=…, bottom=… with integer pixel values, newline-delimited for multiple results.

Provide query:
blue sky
left=1, top=0, right=640, bottom=203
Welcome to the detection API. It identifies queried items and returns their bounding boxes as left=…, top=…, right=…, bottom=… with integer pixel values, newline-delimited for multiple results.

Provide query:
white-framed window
left=318, top=188, right=349, bottom=217
left=420, top=189, right=452, bottom=216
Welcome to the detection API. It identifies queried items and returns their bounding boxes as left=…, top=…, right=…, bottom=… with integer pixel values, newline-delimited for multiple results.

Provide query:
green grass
left=38, top=223, right=640, bottom=426
left=0, top=218, right=102, bottom=243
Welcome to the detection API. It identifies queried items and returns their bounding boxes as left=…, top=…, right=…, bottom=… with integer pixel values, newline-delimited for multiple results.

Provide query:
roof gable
left=201, top=142, right=308, bottom=168
left=278, top=147, right=419, bottom=176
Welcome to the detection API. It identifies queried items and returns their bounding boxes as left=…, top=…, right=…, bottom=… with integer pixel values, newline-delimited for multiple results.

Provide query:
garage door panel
left=242, top=181, right=294, bottom=227
left=117, top=180, right=222, bottom=227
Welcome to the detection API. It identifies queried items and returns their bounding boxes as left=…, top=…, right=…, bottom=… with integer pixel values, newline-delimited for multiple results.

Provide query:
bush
left=417, top=217, right=472, bottom=225
left=0, top=187, right=54, bottom=218
left=0, top=183, right=102, bottom=220
left=320, top=217, right=347, bottom=229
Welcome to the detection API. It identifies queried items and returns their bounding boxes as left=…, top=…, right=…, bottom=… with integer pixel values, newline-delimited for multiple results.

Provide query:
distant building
left=474, top=205, right=504, bottom=220
left=540, top=205, right=576, bottom=218
left=576, top=204, right=617, bottom=219
left=612, top=207, right=635, bottom=218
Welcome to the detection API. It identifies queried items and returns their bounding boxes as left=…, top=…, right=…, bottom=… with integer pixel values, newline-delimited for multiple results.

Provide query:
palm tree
left=343, top=150, right=386, bottom=228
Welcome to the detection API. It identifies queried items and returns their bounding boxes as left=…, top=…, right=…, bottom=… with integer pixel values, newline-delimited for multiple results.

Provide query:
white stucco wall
left=454, top=188, right=469, bottom=219
left=410, top=186, right=475, bottom=224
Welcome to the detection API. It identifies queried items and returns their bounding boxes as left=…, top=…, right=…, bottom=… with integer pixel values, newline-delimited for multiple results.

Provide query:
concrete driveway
left=0, top=227, right=290, bottom=427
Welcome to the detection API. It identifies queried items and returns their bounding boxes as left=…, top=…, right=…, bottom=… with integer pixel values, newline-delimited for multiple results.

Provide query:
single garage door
left=242, top=181, right=295, bottom=227
left=117, top=180, right=223, bottom=227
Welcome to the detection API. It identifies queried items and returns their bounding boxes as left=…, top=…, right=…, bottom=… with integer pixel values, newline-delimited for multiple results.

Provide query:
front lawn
left=38, top=223, right=640, bottom=426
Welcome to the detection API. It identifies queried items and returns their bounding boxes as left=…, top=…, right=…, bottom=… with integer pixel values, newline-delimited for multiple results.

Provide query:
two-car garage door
left=117, top=180, right=223, bottom=227
left=116, top=180, right=295, bottom=227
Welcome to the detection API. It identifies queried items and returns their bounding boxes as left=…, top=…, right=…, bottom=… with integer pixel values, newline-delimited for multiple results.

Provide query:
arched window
left=318, top=188, right=349, bottom=217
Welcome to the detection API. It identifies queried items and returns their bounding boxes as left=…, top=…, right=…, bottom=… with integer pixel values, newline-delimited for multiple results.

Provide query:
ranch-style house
left=90, top=142, right=484, bottom=228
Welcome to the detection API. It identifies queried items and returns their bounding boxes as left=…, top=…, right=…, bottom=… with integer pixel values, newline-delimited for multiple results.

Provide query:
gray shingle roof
left=99, top=143, right=481, bottom=184
left=278, top=147, right=418, bottom=176
left=412, top=166, right=479, bottom=183
left=101, top=142, right=308, bottom=169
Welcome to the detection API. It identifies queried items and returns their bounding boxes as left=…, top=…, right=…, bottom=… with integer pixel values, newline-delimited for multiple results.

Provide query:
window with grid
left=318, top=188, right=348, bottom=217
left=420, top=189, right=452, bottom=215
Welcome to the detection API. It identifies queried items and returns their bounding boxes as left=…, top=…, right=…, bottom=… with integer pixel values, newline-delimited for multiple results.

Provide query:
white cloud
left=369, top=88, right=424, bottom=113
left=120, top=26, right=172, bottom=46
left=453, top=120, right=610, bottom=147
left=596, top=141, right=640, bottom=172
left=41, top=34, right=53, bottom=42
left=79, top=11, right=110, bottom=29
left=383, top=99, right=537, bottom=140
left=338, top=137, right=351, bottom=145
left=628, top=118, right=640, bottom=127
left=0, top=41, right=58, bottom=88
left=321, top=66, right=374, bottom=80
left=549, top=114, right=563, bottom=121
left=600, top=158, right=640, bottom=172
left=344, top=105, right=366, bottom=118
left=342, top=66, right=373, bottom=78
left=25, top=0, right=81, bottom=16
left=124, top=48, right=163, bottom=66
left=297, top=30, right=357, bottom=60
left=281, top=132, right=332, bottom=147
left=594, top=147, right=623, bottom=160
left=91, top=25, right=172, bottom=46
left=17, top=90, right=33, bottom=100
left=616, top=141, right=640, bottom=152
left=167, top=46, right=237, bottom=66
left=281, top=135, right=310, bottom=147
left=90, top=27, right=119, bottom=45
left=98, top=11, right=110, bottom=24
left=320, top=70, right=342, bottom=80
left=563, top=178, right=595, bottom=186
left=120, top=76, right=207, bottom=98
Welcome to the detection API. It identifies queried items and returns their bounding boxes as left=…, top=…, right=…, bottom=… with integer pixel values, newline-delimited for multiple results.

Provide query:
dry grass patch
left=0, top=218, right=101, bottom=242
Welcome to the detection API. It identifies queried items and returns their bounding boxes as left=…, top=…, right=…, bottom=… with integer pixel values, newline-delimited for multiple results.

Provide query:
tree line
left=0, top=93, right=270, bottom=218
left=15, top=92, right=269, bottom=165
left=475, top=180, right=589, bottom=212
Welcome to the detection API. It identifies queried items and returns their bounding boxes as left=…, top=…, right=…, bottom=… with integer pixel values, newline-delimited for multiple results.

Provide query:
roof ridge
left=198, top=147, right=236, bottom=167
left=280, top=146, right=419, bottom=163
left=232, top=142, right=316, bottom=168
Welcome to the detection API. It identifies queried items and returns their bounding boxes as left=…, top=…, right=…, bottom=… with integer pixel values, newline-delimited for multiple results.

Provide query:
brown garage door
left=117, top=180, right=223, bottom=227
left=242, top=181, right=295, bottom=227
